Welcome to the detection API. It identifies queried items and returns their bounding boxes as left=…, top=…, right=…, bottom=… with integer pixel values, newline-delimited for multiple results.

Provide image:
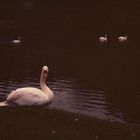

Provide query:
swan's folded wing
left=7, top=90, right=24, bottom=103
left=6, top=88, right=44, bottom=106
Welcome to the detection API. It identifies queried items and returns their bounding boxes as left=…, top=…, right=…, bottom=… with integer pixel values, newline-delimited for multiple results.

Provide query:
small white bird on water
left=99, top=34, right=107, bottom=43
left=11, top=36, right=21, bottom=45
left=0, top=66, right=54, bottom=106
left=118, top=36, right=128, bottom=42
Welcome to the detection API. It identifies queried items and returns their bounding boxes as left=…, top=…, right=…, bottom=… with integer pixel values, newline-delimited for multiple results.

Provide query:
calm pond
left=0, top=0, right=139, bottom=127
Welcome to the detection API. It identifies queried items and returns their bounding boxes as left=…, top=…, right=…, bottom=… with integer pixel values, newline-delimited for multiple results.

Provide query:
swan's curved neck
left=40, top=70, right=54, bottom=101
left=40, top=72, right=48, bottom=92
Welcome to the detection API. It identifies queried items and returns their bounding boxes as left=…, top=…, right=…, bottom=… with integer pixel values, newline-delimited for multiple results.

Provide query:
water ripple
left=0, top=77, right=126, bottom=123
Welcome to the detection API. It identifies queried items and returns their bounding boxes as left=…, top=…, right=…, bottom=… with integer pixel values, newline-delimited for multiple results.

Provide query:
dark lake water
left=0, top=0, right=140, bottom=126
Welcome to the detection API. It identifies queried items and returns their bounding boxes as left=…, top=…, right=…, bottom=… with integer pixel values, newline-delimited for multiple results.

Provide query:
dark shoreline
left=0, top=107, right=139, bottom=140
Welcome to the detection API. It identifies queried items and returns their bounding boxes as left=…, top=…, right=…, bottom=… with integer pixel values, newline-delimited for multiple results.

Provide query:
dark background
left=0, top=1, right=139, bottom=139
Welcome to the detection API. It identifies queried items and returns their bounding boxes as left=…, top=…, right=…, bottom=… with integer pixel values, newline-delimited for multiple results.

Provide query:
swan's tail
left=0, top=101, right=8, bottom=106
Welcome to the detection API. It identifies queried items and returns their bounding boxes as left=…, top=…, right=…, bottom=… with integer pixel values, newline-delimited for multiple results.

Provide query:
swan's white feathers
left=0, top=65, right=54, bottom=106
left=99, top=34, right=107, bottom=42
left=43, top=66, right=48, bottom=72
left=118, top=36, right=127, bottom=42
left=6, top=87, right=51, bottom=106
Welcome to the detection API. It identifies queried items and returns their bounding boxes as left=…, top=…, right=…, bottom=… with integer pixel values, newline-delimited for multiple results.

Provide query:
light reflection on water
left=50, top=78, right=125, bottom=123
left=0, top=0, right=139, bottom=125
left=0, top=75, right=125, bottom=123
left=0, top=35, right=139, bottom=125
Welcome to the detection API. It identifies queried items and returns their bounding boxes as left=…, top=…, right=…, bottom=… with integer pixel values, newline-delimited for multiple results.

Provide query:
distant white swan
left=118, top=36, right=128, bottom=42
left=99, top=34, right=107, bottom=43
left=0, top=66, right=54, bottom=106
left=11, top=36, right=21, bottom=44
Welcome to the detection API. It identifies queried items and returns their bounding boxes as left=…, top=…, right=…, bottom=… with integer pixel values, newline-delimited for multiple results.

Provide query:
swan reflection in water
left=0, top=66, right=54, bottom=106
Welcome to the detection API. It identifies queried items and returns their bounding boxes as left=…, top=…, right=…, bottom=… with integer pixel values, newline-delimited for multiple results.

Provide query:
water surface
left=0, top=0, right=140, bottom=126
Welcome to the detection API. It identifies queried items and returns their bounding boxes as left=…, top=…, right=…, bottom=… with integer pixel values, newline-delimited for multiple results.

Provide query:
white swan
left=11, top=36, right=21, bottom=44
left=99, top=34, right=107, bottom=43
left=118, top=36, right=128, bottom=42
left=0, top=66, right=54, bottom=106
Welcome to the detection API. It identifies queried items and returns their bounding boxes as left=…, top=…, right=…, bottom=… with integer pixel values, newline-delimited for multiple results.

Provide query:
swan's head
left=42, top=66, right=49, bottom=77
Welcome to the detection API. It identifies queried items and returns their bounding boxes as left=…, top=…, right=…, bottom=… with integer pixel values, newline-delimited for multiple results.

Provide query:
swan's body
left=11, top=36, right=21, bottom=44
left=99, top=34, right=107, bottom=43
left=118, top=36, right=127, bottom=42
left=0, top=66, right=54, bottom=106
